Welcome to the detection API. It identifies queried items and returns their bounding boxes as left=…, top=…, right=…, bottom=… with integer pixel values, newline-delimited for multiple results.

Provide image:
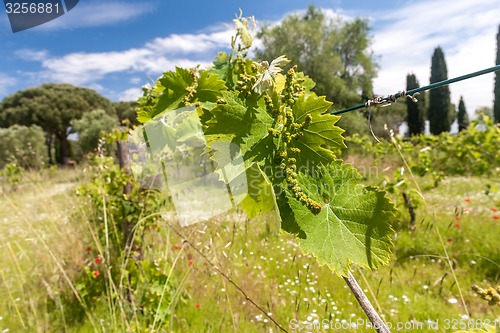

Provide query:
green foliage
left=458, top=96, right=470, bottom=131
left=346, top=116, right=500, bottom=178
left=114, top=101, right=139, bottom=126
left=494, top=25, right=500, bottom=123
left=76, top=156, right=166, bottom=257
left=255, top=5, right=377, bottom=110
left=283, top=162, right=395, bottom=275
left=475, top=106, right=494, bottom=119
left=406, top=73, right=425, bottom=135
left=71, top=109, right=119, bottom=154
left=137, top=68, right=226, bottom=123
left=0, top=83, right=113, bottom=165
left=73, top=155, right=177, bottom=329
left=0, top=162, right=24, bottom=192
left=0, top=125, right=47, bottom=169
left=429, top=47, right=451, bottom=134
left=135, top=15, right=396, bottom=276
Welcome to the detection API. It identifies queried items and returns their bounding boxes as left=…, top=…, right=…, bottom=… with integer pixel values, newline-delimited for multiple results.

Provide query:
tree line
left=0, top=83, right=137, bottom=167
left=257, top=5, right=500, bottom=136
left=1, top=6, right=499, bottom=168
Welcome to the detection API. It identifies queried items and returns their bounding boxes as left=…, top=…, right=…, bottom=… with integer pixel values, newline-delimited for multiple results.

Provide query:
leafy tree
left=449, top=103, right=457, bottom=125
left=494, top=25, right=500, bottom=123
left=0, top=125, right=47, bottom=169
left=71, top=109, right=119, bottom=154
left=406, top=73, right=425, bottom=135
left=457, top=96, right=469, bottom=132
left=114, top=101, right=139, bottom=126
left=255, top=5, right=377, bottom=110
left=475, top=106, right=493, bottom=119
left=428, top=47, right=451, bottom=134
left=0, top=83, right=113, bottom=165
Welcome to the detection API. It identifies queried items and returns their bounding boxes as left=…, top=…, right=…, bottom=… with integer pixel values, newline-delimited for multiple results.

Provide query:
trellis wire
left=331, top=64, right=500, bottom=115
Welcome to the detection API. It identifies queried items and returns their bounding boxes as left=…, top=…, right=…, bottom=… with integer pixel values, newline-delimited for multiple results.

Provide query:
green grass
left=0, top=166, right=499, bottom=332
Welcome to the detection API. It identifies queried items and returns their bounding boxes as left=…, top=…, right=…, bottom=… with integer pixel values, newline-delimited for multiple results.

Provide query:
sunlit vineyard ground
left=0, top=159, right=499, bottom=332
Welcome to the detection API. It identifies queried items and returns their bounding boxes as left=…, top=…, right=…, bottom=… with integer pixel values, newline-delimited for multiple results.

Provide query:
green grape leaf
left=290, top=95, right=346, bottom=169
left=239, top=162, right=279, bottom=221
left=209, top=52, right=235, bottom=88
left=136, top=84, right=166, bottom=123
left=205, top=136, right=279, bottom=222
left=155, top=67, right=194, bottom=113
left=296, top=72, right=316, bottom=92
left=196, top=71, right=227, bottom=102
left=284, top=162, right=396, bottom=276
left=206, top=91, right=250, bottom=135
left=206, top=91, right=274, bottom=160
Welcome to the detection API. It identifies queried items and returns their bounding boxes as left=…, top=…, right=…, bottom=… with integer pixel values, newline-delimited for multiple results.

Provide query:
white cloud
left=118, top=87, right=142, bottom=102
left=0, top=74, right=17, bottom=95
left=129, top=77, right=142, bottom=84
left=16, top=0, right=499, bottom=113
left=40, top=48, right=154, bottom=84
left=370, top=0, right=500, bottom=113
left=18, top=25, right=234, bottom=87
left=146, top=30, right=232, bottom=54
left=36, top=1, right=155, bottom=30
left=15, top=49, right=49, bottom=61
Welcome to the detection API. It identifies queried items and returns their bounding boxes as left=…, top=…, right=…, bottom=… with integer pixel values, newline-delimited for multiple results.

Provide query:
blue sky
left=1, top=0, right=499, bottom=115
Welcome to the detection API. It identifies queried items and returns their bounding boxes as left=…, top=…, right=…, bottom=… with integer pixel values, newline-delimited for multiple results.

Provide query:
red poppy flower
left=173, top=245, right=180, bottom=250
left=85, top=246, right=92, bottom=252
left=189, top=259, right=194, bottom=265
left=196, top=303, right=200, bottom=308
left=494, top=216, right=499, bottom=220
left=455, top=224, right=460, bottom=228
left=464, top=198, right=470, bottom=203
left=92, top=271, right=100, bottom=278
left=447, top=238, right=453, bottom=243
left=95, top=257, right=102, bottom=264
left=492, top=208, right=498, bottom=212
left=455, top=217, right=460, bottom=221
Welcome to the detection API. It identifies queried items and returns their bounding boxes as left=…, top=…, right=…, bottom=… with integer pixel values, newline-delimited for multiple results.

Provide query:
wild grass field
left=0, top=157, right=499, bottom=332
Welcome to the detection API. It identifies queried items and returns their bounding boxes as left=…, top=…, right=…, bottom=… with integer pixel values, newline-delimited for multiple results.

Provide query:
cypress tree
left=457, top=96, right=469, bottom=132
left=428, top=47, right=451, bottom=134
left=494, top=25, right=500, bottom=123
left=406, top=73, right=424, bottom=135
